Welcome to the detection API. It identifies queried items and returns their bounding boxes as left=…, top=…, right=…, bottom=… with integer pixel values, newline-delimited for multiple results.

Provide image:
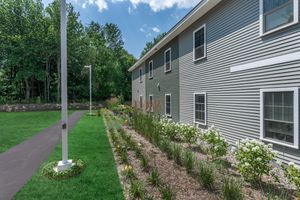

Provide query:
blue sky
left=42, top=0, right=199, bottom=58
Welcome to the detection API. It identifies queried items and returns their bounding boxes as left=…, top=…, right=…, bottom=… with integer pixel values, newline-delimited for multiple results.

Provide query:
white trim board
left=230, top=51, right=300, bottom=73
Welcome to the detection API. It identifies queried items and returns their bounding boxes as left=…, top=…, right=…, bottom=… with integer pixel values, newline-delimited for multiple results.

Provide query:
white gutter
left=128, top=0, right=222, bottom=72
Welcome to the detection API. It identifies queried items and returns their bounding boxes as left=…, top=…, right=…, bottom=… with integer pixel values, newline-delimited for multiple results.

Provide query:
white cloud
left=94, top=0, right=108, bottom=11
left=139, top=27, right=145, bottom=32
left=73, top=0, right=108, bottom=12
left=74, top=0, right=199, bottom=13
left=152, top=27, right=160, bottom=33
left=128, top=6, right=133, bottom=14
left=129, top=0, right=199, bottom=12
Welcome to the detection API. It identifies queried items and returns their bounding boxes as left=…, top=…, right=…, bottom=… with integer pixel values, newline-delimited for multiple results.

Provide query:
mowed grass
left=14, top=115, right=124, bottom=200
left=0, top=111, right=63, bottom=153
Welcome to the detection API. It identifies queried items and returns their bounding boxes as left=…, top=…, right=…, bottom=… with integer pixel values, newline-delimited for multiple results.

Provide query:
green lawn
left=14, top=115, right=124, bottom=200
left=0, top=111, right=63, bottom=153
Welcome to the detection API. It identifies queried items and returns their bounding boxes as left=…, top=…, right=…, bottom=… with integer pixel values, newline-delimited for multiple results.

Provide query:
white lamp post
left=56, top=0, right=73, bottom=172
left=84, top=65, right=92, bottom=115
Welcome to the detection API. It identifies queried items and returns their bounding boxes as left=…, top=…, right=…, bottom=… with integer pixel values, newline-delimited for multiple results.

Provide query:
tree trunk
left=57, top=57, right=61, bottom=103
left=25, top=79, right=30, bottom=101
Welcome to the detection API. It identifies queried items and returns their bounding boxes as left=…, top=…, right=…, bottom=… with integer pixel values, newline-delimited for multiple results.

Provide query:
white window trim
left=165, top=93, right=172, bottom=117
left=164, top=48, right=172, bottom=73
left=193, top=92, right=207, bottom=126
left=193, top=24, right=207, bottom=62
left=149, top=60, right=153, bottom=79
left=259, top=0, right=299, bottom=36
left=260, top=87, right=299, bottom=149
left=139, top=68, right=143, bottom=83
left=149, top=94, right=154, bottom=112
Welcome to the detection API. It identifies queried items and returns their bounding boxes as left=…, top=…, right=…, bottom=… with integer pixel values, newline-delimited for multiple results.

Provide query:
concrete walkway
left=0, top=111, right=84, bottom=200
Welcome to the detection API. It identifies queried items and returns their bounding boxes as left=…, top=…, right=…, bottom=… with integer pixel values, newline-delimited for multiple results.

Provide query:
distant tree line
left=0, top=0, right=136, bottom=104
left=140, top=32, right=167, bottom=58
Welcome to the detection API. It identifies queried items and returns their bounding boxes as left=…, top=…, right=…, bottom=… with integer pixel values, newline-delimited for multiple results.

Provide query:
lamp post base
left=55, top=160, right=74, bottom=172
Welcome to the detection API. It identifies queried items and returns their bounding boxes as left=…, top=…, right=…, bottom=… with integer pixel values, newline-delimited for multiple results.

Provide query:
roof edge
left=128, top=0, right=222, bottom=72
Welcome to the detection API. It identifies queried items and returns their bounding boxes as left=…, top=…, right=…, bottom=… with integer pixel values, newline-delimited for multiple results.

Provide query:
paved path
left=0, top=111, right=84, bottom=200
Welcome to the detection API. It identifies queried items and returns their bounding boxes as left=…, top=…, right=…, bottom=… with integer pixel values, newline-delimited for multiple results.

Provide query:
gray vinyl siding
left=179, top=0, right=300, bottom=165
left=132, top=64, right=146, bottom=110
left=145, top=38, right=180, bottom=122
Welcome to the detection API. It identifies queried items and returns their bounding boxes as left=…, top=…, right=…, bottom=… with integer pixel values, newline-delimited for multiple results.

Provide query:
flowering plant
left=282, top=162, right=300, bottom=196
left=202, top=126, right=228, bottom=158
left=234, top=138, right=277, bottom=182
left=158, top=118, right=181, bottom=141
left=122, top=164, right=135, bottom=180
left=178, top=123, right=199, bottom=144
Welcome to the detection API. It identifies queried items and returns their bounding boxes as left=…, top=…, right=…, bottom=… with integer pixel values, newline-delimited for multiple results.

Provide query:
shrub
left=179, top=123, right=198, bottom=144
left=121, top=164, right=135, bottom=181
left=234, top=139, right=277, bottom=182
left=221, top=177, right=244, bottom=200
left=148, top=168, right=160, bottom=186
left=140, top=156, right=149, bottom=172
left=130, top=181, right=146, bottom=199
left=159, top=118, right=180, bottom=141
left=198, top=161, right=215, bottom=190
left=105, top=97, right=120, bottom=109
left=202, top=126, right=228, bottom=158
left=282, top=162, right=300, bottom=197
left=172, top=144, right=182, bottom=166
left=183, top=150, right=195, bottom=174
left=160, top=185, right=175, bottom=200
left=159, top=139, right=170, bottom=153
left=42, top=160, right=86, bottom=180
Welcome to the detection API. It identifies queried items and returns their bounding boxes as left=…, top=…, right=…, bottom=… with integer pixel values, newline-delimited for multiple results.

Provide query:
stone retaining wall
left=0, top=103, right=103, bottom=112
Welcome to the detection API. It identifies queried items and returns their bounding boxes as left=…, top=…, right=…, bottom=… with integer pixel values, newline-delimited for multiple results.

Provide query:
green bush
left=160, top=185, right=175, bottom=200
left=234, top=139, right=277, bottom=183
left=42, top=160, right=85, bottom=180
left=148, top=168, right=160, bottom=186
left=140, top=156, right=149, bottom=172
left=183, top=150, right=195, bottom=174
left=198, top=161, right=215, bottom=190
left=282, top=162, right=300, bottom=197
left=221, top=177, right=244, bottom=200
left=202, top=126, right=228, bottom=159
left=130, top=181, right=146, bottom=199
left=172, top=144, right=183, bottom=166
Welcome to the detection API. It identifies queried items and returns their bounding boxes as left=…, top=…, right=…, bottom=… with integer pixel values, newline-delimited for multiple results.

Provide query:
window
left=149, top=61, right=153, bottom=79
left=165, top=94, right=172, bottom=117
left=260, top=0, right=299, bottom=35
left=164, top=48, right=172, bottom=72
left=139, top=68, right=142, bottom=83
left=149, top=95, right=153, bottom=112
left=193, top=24, right=206, bottom=61
left=260, top=88, right=299, bottom=148
left=194, top=93, right=207, bottom=125
left=139, top=95, right=143, bottom=109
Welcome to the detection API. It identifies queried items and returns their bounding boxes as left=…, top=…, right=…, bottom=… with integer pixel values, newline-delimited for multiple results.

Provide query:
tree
left=140, top=32, right=167, bottom=58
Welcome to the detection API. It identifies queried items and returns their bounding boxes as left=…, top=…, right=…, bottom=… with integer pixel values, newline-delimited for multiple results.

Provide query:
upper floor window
left=260, top=88, right=299, bottom=149
left=165, top=48, right=172, bottom=72
left=164, top=48, right=172, bottom=73
left=149, top=60, right=153, bottom=79
left=194, top=92, right=207, bottom=125
left=260, top=0, right=299, bottom=35
left=139, top=68, right=142, bottom=83
left=193, top=24, right=206, bottom=61
left=165, top=94, right=172, bottom=117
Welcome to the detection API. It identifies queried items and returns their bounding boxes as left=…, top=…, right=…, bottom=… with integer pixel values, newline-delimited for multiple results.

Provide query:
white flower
left=288, top=162, right=295, bottom=166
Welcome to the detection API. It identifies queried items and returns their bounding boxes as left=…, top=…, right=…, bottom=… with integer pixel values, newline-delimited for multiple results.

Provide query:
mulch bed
left=124, top=127, right=218, bottom=200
